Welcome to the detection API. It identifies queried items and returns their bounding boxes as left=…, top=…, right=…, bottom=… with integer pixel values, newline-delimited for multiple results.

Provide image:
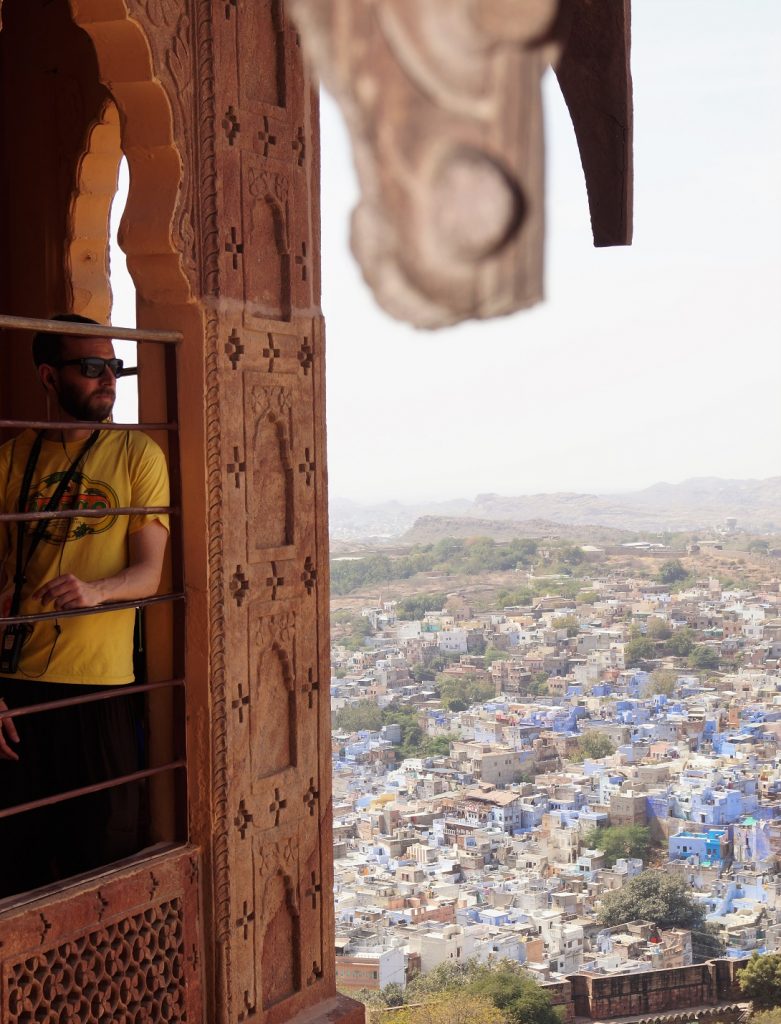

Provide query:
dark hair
left=32, top=313, right=102, bottom=367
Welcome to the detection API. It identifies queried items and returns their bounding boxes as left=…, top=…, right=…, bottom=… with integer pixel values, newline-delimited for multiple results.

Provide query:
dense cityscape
left=327, top=523, right=781, bottom=1020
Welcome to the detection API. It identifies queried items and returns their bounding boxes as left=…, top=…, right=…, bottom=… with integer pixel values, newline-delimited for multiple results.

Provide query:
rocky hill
left=330, top=477, right=781, bottom=540
left=400, top=516, right=631, bottom=545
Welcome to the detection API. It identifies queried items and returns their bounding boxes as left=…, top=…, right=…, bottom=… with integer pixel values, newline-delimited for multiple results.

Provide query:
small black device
left=0, top=623, right=32, bottom=675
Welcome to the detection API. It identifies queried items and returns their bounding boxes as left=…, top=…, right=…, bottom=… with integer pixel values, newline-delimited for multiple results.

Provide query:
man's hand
left=0, top=699, right=20, bottom=761
left=31, top=521, right=168, bottom=612
left=33, top=574, right=104, bottom=611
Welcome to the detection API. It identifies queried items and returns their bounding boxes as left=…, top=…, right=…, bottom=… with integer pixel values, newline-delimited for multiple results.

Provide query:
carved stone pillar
left=0, top=3, right=358, bottom=1024
left=108, top=1, right=348, bottom=1020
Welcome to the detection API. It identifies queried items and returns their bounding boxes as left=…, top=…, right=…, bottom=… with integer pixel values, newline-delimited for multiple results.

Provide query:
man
left=0, top=314, right=169, bottom=898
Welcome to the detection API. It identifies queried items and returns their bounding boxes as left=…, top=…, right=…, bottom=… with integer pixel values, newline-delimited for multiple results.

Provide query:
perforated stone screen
left=0, top=848, right=202, bottom=1024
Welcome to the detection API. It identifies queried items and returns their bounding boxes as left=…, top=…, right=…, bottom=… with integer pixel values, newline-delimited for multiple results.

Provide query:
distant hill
left=330, top=477, right=781, bottom=540
left=468, top=478, right=781, bottom=533
left=401, top=517, right=631, bottom=545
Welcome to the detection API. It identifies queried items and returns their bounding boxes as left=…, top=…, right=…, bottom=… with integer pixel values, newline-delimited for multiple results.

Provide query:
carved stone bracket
left=287, top=0, right=633, bottom=328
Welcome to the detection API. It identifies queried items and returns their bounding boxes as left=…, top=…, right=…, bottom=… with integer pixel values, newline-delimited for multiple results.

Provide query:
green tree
left=432, top=538, right=466, bottom=563
left=557, top=544, right=585, bottom=567
left=624, top=637, right=657, bottom=666
left=659, top=559, right=689, bottom=586
left=467, top=963, right=560, bottom=1024
left=380, top=983, right=405, bottom=1007
left=405, top=958, right=481, bottom=1001
left=435, top=672, right=495, bottom=710
left=349, top=988, right=386, bottom=1009
left=666, top=628, right=695, bottom=657
left=573, top=733, right=616, bottom=761
left=750, top=1009, right=781, bottom=1024
left=649, top=669, right=678, bottom=696
left=396, top=593, right=447, bottom=621
left=598, top=871, right=706, bottom=930
left=647, top=617, right=673, bottom=641
left=689, top=645, right=720, bottom=670
left=505, top=985, right=562, bottom=1024
left=552, top=615, right=579, bottom=637
left=484, top=645, right=512, bottom=667
left=392, top=995, right=504, bottom=1024
left=748, top=540, right=770, bottom=554
left=739, top=953, right=781, bottom=1010
left=583, top=825, right=651, bottom=866
left=690, top=924, right=726, bottom=963
left=421, top=734, right=458, bottom=757
left=496, top=587, right=534, bottom=608
left=334, top=702, right=383, bottom=732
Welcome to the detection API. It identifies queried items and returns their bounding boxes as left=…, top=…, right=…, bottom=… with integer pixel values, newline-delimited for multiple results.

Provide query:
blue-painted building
left=669, top=828, right=729, bottom=865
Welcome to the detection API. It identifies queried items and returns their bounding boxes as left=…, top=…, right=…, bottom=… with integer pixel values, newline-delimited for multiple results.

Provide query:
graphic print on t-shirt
left=27, top=470, right=119, bottom=543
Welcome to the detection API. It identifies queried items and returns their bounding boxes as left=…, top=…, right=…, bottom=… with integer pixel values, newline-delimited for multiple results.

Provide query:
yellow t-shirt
left=0, top=429, right=170, bottom=685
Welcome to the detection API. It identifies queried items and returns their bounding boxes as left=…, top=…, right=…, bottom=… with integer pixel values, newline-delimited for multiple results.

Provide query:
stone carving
left=254, top=612, right=298, bottom=776
left=261, top=872, right=301, bottom=1008
left=128, top=0, right=199, bottom=286
left=287, top=0, right=633, bottom=328
left=205, top=307, right=234, bottom=981
left=6, top=900, right=185, bottom=1022
left=247, top=383, right=295, bottom=554
left=194, top=0, right=220, bottom=295
left=0, top=849, right=201, bottom=1022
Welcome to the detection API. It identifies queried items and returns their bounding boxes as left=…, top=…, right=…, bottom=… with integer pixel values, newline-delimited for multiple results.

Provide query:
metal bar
left=0, top=678, right=185, bottom=722
left=0, top=591, right=185, bottom=626
left=0, top=419, right=176, bottom=431
left=0, top=314, right=181, bottom=343
left=0, top=505, right=176, bottom=523
left=0, top=759, right=186, bottom=820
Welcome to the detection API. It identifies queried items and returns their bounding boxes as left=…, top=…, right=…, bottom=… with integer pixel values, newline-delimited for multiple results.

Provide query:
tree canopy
left=646, top=617, right=672, bottom=641
left=666, top=628, right=695, bottom=657
left=395, top=593, right=447, bottom=621
left=649, top=669, right=678, bottom=696
left=552, top=615, right=579, bottom=637
left=391, top=995, right=504, bottom=1024
left=334, top=702, right=455, bottom=759
left=658, top=559, right=689, bottom=585
left=404, top=960, right=559, bottom=1024
left=597, top=871, right=706, bottom=930
left=624, top=637, right=657, bottom=666
left=436, top=672, right=495, bottom=710
left=583, top=825, right=650, bottom=867
left=330, top=538, right=540, bottom=595
left=739, top=953, right=781, bottom=1010
left=573, top=733, right=616, bottom=761
left=689, top=645, right=720, bottom=670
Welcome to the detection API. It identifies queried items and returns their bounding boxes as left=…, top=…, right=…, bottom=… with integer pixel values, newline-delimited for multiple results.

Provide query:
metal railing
left=0, top=314, right=186, bottom=880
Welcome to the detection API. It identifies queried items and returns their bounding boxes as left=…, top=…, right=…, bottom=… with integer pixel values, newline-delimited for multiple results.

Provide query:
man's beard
left=56, top=381, right=115, bottom=422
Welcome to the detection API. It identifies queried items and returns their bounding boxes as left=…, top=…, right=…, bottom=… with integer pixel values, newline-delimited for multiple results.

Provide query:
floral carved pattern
left=5, top=900, right=186, bottom=1023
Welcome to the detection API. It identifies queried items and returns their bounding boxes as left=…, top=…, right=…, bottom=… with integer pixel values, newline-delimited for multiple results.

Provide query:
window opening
left=109, top=157, right=138, bottom=426
left=0, top=314, right=185, bottom=904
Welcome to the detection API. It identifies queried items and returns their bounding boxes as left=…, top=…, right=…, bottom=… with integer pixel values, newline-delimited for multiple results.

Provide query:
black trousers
left=0, top=678, right=144, bottom=900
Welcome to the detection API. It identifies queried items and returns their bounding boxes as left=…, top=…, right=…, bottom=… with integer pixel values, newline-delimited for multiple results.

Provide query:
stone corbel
left=286, top=0, right=633, bottom=329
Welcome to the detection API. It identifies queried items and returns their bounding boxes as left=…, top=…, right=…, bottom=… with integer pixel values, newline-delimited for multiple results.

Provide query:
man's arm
left=2, top=521, right=168, bottom=759
left=33, top=519, right=169, bottom=611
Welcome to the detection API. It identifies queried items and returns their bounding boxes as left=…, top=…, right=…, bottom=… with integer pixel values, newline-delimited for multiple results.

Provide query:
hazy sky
left=112, top=0, right=780, bottom=504
left=320, top=0, right=781, bottom=504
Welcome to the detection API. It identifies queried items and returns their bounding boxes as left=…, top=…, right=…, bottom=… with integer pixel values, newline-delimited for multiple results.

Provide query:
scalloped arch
left=68, top=98, right=123, bottom=321
left=69, top=0, right=192, bottom=309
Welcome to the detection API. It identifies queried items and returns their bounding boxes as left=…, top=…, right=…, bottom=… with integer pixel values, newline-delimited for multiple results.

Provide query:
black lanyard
left=9, top=430, right=100, bottom=617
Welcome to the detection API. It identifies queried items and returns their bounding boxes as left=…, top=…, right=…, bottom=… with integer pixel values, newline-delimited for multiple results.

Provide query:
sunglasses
left=54, top=357, right=125, bottom=379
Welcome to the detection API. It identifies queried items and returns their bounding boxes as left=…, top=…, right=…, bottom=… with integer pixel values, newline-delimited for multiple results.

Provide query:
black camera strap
left=8, top=429, right=100, bottom=618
